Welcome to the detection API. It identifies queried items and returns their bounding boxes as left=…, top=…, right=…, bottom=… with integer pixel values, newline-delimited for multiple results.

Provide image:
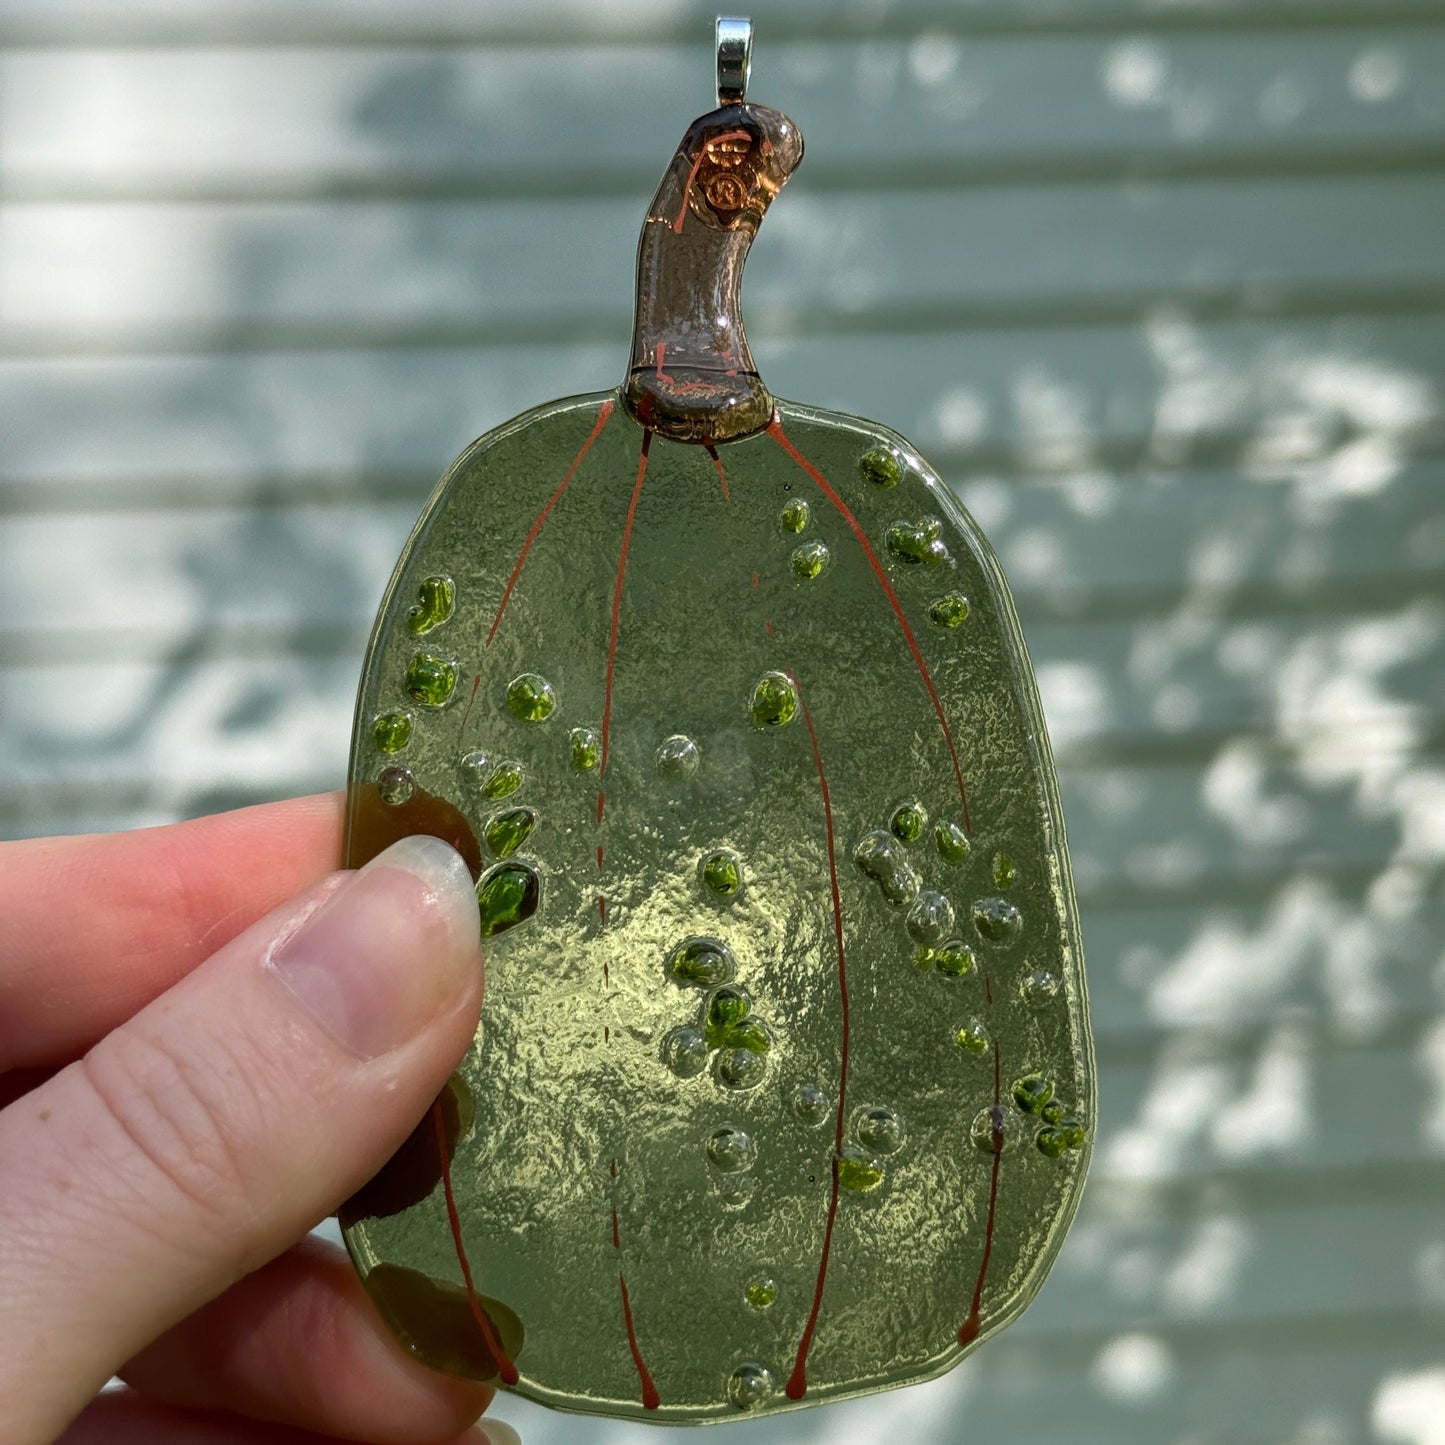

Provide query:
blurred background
left=2, top=1, right=1444, bottom=1441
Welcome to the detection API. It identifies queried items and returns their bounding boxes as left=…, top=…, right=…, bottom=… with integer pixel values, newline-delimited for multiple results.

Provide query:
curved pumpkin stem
left=624, top=100, right=802, bottom=443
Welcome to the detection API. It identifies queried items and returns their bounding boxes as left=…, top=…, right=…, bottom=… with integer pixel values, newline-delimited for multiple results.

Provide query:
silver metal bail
left=716, top=16, right=752, bottom=105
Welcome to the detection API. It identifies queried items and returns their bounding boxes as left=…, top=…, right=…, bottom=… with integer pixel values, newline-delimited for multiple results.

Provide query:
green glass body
left=340, top=389, right=1094, bottom=1422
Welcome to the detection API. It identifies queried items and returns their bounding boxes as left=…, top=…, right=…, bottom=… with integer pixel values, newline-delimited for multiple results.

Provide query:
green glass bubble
left=569, top=726, right=600, bottom=771
left=699, top=848, right=743, bottom=899
left=749, top=670, right=798, bottom=728
left=485, top=807, right=536, bottom=860
left=476, top=862, right=539, bottom=939
left=885, top=517, right=950, bottom=566
left=935, top=941, right=976, bottom=978
left=1036, top=1122, right=1086, bottom=1158
left=744, top=1277, right=777, bottom=1309
left=779, top=498, right=810, bottom=532
left=407, top=575, right=455, bottom=635
left=705, top=984, right=752, bottom=1045
left=507, top=672, right=556, bottom=722
left=373, top=710, right=413, bottom=754
left=721, top=1018, right=772, bottom=1055
left=668, top=937, right=736, bottom=988
left=929, top=593, right=969, bottom=628
left=790, top=540, right=830, bottom=579
left=482, top=760, right=523, bottom=800
left=890, top=801, right=925, bottom=844
left=936, top=820, right=970, bottom=863
left=1012, top=1073, right=1054, bottom=1115
left=405, top=653, right=458, bottom=708
left=1035, top=1127, right=1069, bottom=1159
left=993, top=852, right=1018, bottom=888
left=1058, top=1119, right=1088, bottom=1151
left=860, top=447, right=902, bottom=488
left=837, top=1146, right=885, bottom=1192
left=954, top=1022, right=990, bottom=1054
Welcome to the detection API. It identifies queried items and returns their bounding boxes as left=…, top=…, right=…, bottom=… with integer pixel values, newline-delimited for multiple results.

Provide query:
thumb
left=0, top=835, right=484, bottom=1445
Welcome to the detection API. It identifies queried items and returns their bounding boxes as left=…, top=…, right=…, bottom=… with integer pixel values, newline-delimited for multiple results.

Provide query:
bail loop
left=716, top=16, right=752, bottom=105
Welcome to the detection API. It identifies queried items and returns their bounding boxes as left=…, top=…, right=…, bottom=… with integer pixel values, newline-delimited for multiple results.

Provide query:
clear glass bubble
left=706, top=1126, right=757, bottom=1173
left=376, top=765, right=416, bottom=806
left=661, top=1026, right=709, bottom=1079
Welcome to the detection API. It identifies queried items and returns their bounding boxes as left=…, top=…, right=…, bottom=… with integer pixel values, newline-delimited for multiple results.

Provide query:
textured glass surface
left=341, top=392, right=1094, bottom=1423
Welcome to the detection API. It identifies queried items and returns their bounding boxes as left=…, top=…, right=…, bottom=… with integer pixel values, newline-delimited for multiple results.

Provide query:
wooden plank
left=3, top=461, right=1438, bottom=636
left=1096, top=1030, right=1445, bottom=1184
left=4, top=604, right=1439, bottom=756
left=1030, top=1191, right=1445, bottom=1336
left=4, top=30, right=1445, bottom=200
left=3, top=584, right=1440, bottom=767
left=1, top=314, right=1441, bottom=489
left=8, top=0, right=1445, bottom=45
left=959, top=458, right=1445, bottom=610
left=1079, top=895, right=1445, bottom=1033
left=6, top=174, right=1445, bottom=352
left=0, top=637, right=1431, bottom=881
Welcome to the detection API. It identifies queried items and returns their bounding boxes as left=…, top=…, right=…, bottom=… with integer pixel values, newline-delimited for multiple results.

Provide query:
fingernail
left=269, top=836, right=480, bottom=1058
left=476, top=1423, right=522, bottom=1445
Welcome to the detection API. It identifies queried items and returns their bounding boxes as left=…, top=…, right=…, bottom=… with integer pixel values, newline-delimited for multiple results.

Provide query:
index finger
left=0, top=792, right=344, bottom=1073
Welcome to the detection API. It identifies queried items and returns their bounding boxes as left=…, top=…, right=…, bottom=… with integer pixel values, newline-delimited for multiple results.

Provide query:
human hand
left=0, top=795, right=516, bottom=1445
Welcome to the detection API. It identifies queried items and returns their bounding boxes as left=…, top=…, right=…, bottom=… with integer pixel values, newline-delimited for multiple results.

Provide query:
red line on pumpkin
left=785, top=672, right=851, bottom=1401
left=593, top=430, right=661, bottom=1406
left=458, top=674, right=482, bottom=739
left=431, top=1101, right=519, bottom=1385
left=610, top=1158, right=661, bottom=1410
left=486, top=399, right=614, bottom=647
left=599, top=428, right=652, bottom=785
left=958, top=1019, right=1003, bottom=1347
left=703, top=441, right=731, bottom=503
left=618, top=1272, right=661, bottom=1409
left=767, top=416, right=972, bottom=833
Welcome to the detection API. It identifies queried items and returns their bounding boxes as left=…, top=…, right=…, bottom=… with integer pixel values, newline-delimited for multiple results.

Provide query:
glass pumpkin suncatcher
left=341, top=18, right=1094, bottom=1425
